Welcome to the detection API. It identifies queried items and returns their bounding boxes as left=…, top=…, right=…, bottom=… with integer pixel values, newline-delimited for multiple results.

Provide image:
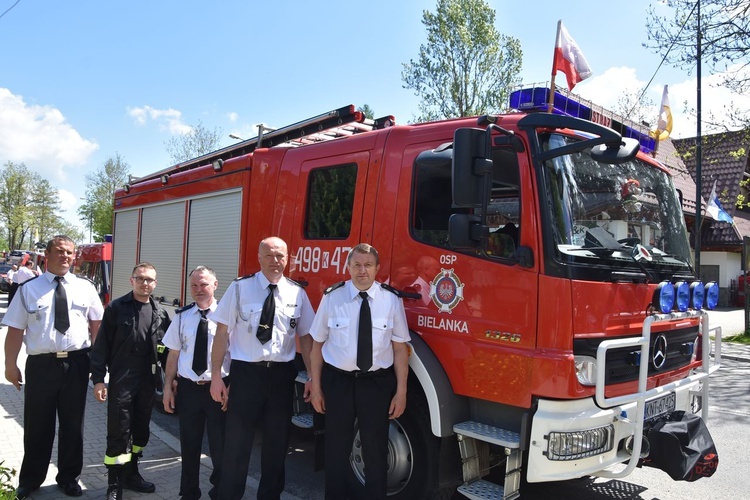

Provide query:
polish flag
left=552, top=20, right=592, bottom=90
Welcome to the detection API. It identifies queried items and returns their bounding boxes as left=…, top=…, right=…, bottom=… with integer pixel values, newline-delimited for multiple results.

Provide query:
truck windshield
left=541, top=133, right=692, bottom=271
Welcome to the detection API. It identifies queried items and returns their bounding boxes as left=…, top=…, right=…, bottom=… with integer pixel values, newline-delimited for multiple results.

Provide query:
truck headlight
left=574, top=355, right=597, bottom=386
left=545, top=425, right=614, bottom=461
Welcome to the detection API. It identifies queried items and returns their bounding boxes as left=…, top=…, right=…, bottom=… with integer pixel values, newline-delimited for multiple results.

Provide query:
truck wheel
left=346, top=392, right=448, bottom=499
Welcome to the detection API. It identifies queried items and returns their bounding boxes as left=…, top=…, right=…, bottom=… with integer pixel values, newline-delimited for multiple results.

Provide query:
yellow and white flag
left=649, top=85, right=673, bottom=141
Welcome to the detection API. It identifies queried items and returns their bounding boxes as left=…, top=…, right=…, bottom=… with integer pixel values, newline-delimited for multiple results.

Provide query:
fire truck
left=111, top=92, right=721, bottom=499
left=73, top=237, right=113, bottom=305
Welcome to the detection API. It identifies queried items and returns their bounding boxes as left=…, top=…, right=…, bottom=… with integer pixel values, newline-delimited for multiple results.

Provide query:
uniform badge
left=290, top=318, right=297, bottom=329
left=429, top=268, right=465, bottom=313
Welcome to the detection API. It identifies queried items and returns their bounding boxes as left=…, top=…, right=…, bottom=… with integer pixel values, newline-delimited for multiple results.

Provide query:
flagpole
left=694, top=1, right=702, bottom=276
left=548, top=20, right=561, bottom=113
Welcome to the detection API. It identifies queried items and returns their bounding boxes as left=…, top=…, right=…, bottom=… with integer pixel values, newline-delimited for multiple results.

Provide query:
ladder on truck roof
left=133, top=105, right=395, bottom=184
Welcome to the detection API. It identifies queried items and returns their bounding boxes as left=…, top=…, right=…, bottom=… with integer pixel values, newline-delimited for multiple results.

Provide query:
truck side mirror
left=449, top=214, right=488, bottom=250
left=452, top=128, right=492, bottom=207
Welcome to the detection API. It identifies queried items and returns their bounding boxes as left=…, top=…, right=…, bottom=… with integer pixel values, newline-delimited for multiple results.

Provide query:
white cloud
left=227, top=111, right=239, bottom=122
left=127, top=105, right=192, bottom=135
left=0, top=88, right=99, bottom=181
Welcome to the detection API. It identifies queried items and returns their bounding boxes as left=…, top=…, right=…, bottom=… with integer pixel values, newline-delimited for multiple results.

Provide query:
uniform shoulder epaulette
left=234, top=273, right=256, bottom=281
left=175, top=302, right=196, bottom=314
left=18, top=275, right=42, bottom=287
left=285, top=276, right=305, bottom=288
left=324, top=281, right=346, bottom=295
left=381, top=282, right=403, bottom=297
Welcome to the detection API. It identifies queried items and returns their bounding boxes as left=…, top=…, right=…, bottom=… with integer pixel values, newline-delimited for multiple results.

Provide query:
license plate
left=644, top=392, right=676, bottom=421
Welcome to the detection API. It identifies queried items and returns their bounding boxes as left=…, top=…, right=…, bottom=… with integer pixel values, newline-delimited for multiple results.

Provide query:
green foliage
left=78, top=153, right=130, bottom=241
left=0, top=460, right=16, bottom=499
left=164, top=120, right=223, bottom=165
left=402, top=0, right=522, bottom=122
left=358, top=104, right=375, bottom=120
left=645, top=0, right=750, bottom=130
left=0, top=161, right=70, bottom=250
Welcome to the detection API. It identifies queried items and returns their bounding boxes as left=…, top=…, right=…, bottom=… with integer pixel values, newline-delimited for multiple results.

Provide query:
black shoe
left=15, top=485, right=39, bottom=499
left=122, top=473, right=155, bottom=494
left=57, top=481, right=83, bottom=497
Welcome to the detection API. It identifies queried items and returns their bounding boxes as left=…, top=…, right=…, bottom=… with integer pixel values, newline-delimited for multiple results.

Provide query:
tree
left=29, top=178, right=63, bottom=245
left=0, top=162, right=34, bottom=250
left=78, top=153, right=130, bottom=242
left=645, top=0, right=750, bottom=129
left=358, top=104, right=375, bottom=120
left=402, top=0, right=522, bottom=122
left=615, top=88, right=656, bottom=129
left=164, top=120, right=223, bottom=164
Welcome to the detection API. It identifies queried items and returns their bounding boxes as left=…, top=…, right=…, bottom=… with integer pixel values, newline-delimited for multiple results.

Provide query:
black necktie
left=356, top=291, right=372, bottom=372
left=54, top=276, right=70, bottom=334
left=257, top=284, right=276, bottom=344
left=192, top=309, right=208, bottom=376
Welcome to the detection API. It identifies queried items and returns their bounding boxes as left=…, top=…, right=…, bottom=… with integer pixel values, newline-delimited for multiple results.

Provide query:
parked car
left=8, top=250, right=24, bottom=266
left=0, top=263, right=12, bottom=293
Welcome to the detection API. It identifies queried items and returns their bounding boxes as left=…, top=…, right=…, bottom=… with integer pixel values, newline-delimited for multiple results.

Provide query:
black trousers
left=8, top=282, right=19, bottom=306
left=218, top=360, right=297, bottom=500
left=20, top=350, right=90, bottom=488
left=176, top=377, right=227, bottom=500
left=105, top=360, right=155, bottom=462
left=322, top=364, right=396, bottom=500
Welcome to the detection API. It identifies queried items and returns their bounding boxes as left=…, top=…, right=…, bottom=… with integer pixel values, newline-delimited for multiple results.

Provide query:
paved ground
left=0, top=306, right=748, bottom=498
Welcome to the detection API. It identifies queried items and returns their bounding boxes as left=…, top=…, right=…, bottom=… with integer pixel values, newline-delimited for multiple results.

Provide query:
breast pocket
left=240, top=303, right=263, bottom=333
left=327, top=317, right=350, bottom=348
left=372, top=317, right=393, bottom=350
left=281, top=305, right=301, bottom=334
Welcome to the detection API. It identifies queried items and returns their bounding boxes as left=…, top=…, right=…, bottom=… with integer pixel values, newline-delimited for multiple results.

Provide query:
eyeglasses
left=132, top=276, right=156, bottom=285
left=351, top=263, right=375, bottom=270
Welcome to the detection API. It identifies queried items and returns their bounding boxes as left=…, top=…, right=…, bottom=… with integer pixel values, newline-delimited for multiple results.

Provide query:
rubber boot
left=106, top=466, right=123, bottom=500
left=122, top=452, right=156, bottom=493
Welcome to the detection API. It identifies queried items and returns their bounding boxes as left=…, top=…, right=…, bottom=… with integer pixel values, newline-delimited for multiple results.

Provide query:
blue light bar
left=509, top=87, right=656, bottom=154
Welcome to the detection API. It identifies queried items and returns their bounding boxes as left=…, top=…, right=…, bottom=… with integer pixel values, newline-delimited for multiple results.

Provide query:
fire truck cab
left=112, top=95, right=720, bottom=499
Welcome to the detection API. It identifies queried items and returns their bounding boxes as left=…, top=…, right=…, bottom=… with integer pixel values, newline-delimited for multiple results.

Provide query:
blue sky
left=1, top=0, right=747, bottom=237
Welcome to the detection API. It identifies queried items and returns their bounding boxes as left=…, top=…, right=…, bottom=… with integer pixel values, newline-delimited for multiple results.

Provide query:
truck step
left=457, top=479, right=516, bottom=500
left=453, top=421, right=520, bottom=449
left=292, top=412, right=314, bottom=429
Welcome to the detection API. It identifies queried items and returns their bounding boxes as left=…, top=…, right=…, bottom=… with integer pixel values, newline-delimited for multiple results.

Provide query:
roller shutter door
left=140, top=202, right=186, bottom=307
left=186, top=191, right=241, bottom=301
left=111, top=209, right=139, bottom=301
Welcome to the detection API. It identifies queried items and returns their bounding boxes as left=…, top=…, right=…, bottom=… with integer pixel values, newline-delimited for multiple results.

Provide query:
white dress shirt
left=162, top=301, right=231, bottom=382
left=310, top=281, right=410, bottom=372
left=209, top=273, right=314, bottom=363
left=2, top=271, right=105, bottom=355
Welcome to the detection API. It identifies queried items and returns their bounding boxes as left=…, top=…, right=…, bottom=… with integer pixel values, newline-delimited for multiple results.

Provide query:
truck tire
left=346, top=390, right=449, bottom=499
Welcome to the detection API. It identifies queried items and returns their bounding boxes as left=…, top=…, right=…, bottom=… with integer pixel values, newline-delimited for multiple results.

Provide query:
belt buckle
left=56, top=351, right=69, bottom=359
left=196, top=380, right=209, bottom=385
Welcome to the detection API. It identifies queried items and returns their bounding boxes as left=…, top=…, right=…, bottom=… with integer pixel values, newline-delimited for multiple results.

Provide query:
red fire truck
left=74, top=238, right=112, bottom=305
left=112, top=94, right=720, bottom=499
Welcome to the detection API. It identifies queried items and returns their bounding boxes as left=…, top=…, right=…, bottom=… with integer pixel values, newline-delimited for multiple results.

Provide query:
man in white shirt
left=162, top=266, right=230, bottom=500
left=309, top=243, right=410, bottom=500
left=3, top=235, right=104, bottom=498
left=210, top=236, right=314, bottom=500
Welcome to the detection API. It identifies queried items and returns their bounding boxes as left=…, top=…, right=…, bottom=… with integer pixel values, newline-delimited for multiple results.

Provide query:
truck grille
left=573, top=326, right=699, bottom=385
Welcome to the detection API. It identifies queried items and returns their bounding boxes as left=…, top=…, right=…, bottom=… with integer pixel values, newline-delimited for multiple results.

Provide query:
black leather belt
left=325, top=362, right=390, bottom=378
left=247, top=360, right=290, bottom=368
left=179, top=377, right=210, bottom=385
left=31, top=348, right=90, bottom=359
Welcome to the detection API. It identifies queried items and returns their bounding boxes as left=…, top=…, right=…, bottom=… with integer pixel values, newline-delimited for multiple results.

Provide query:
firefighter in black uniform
left=90, top=262, right=171, bottom=500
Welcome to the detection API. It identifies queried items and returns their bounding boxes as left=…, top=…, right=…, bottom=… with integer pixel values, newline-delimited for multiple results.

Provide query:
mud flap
left=643, top=410, right=718, bottom=481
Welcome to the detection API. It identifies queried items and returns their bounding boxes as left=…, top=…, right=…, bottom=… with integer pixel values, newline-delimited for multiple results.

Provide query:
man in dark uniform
left=162, top=266, right=230, bottom=500
left=90, top=262, right=171, bottom=500
left=210, top=236, right=315, bottom=500
left=3, top=235, right=104, bottom=498
left=310, top=243, right=410, bottom=500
